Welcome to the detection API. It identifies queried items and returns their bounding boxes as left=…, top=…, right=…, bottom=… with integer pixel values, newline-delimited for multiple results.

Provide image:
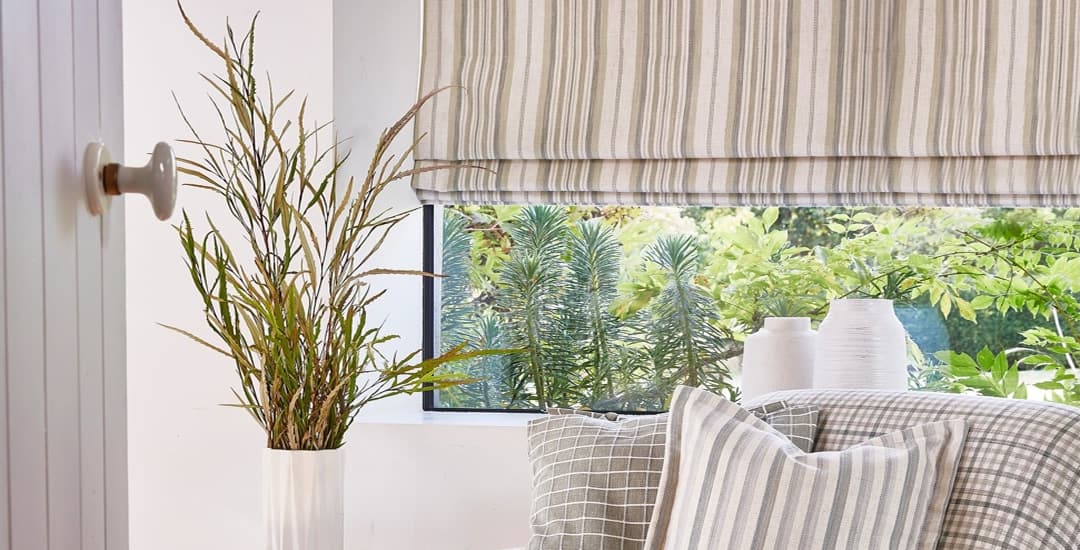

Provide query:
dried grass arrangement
left=168, top=6, right=491, bottom=450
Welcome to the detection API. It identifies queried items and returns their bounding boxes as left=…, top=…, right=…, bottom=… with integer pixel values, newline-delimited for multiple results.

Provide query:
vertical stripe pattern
left=643, top=386, right=967, bottom=550
left=0, top=0, right=126, bottom=547
left=414, top=0, right=1080, bottom=205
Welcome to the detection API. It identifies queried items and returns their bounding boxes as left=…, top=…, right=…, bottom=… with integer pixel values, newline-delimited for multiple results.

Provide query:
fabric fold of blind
left=413, top=0, right=1080, bottom=206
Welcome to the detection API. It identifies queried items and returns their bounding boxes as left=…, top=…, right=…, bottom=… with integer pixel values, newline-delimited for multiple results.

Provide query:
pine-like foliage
left=646, top=235, right=738, bottom=401
left=467, top=313, right=515, bottom=407
left=440, top=209, right=475, bottom=351
left=436, top=313, right=516, bottom=408
left=498, top=206, right=571, bottom=408
left=564, top=220, right=626, bottom=408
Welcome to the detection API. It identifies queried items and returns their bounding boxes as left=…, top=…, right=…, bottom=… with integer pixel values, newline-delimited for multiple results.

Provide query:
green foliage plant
left=436, top=202, right=1080, bottom=412
left=439, top=210, right=475, bottom=350
left=564, top=220, right=629, bottom=407
left=168, top=8, right=495, bottom=450
left=498, top=206, right=572, bottom=408
left=933, top=348, right=1028, bottom=399
left=436, top=211, right=514, bottom=408
left=645, top=235, right=738, bottom=401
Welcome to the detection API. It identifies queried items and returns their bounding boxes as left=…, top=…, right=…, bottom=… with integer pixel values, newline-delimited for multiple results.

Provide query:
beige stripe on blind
left=415, top=156, right=1080, bottom=206
left=414, top=0, right=1080, bottom=206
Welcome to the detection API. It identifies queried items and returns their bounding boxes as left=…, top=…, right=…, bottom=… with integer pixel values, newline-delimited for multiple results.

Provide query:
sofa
left=518, top=390, right=1080, bottom=550
left=744, top=390, right=1080, bottom=550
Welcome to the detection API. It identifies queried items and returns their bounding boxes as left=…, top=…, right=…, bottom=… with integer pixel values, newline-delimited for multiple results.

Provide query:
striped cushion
left=749, top=389, right=1080, bottom=550
left=527, top=401, right=819, bottom=550
left=644, top=386, right=967, bottom=550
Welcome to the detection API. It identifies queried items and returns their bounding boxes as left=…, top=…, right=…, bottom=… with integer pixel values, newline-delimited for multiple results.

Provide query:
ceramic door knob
left=85, top=141, right=177, bottom=220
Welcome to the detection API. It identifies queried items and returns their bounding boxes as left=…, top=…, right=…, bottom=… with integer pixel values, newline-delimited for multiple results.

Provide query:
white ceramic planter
left=814, top=298, right=908, bottom=390
left=264, top=448, right=345, bottom=550
left=741, top=317, right=816, bottom=400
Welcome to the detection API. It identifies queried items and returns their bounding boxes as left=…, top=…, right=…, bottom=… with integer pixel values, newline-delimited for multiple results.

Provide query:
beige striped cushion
left=644, top=386, right=967, bottom=550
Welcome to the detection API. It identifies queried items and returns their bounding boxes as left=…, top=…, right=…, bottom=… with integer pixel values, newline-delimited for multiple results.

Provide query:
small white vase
left=741, top=317, right=816, bottom=400
left=814, top=298, right=907, bottom=390
left=264, top=448, right=345, bottom=550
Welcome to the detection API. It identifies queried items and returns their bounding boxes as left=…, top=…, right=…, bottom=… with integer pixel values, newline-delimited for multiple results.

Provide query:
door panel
left=101, top=1, right=129, bottom=548
left=1, top=0, right=127, bottom=547
left=41, top=1, right=84, bottom=550
left=2, top=0, right=49, bottom=547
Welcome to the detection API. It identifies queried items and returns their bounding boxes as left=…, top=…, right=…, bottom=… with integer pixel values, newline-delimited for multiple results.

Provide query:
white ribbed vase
left=741, top=317, right=816, bottom=400
left=814, top=299, right=907, bottom=390
left=264, top=448, right=344, bottom=550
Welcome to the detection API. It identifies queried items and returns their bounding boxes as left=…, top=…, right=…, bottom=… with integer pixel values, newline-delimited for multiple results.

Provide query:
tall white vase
left=264, top=448, right=345, bottom=550
left=741, top=317, right=816, bottom=400
left=814, top=298, right=907, bottom=390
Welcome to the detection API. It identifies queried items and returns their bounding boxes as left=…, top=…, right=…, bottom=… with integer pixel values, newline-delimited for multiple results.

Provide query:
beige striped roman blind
left=412, top=0, right=1080, bottom=206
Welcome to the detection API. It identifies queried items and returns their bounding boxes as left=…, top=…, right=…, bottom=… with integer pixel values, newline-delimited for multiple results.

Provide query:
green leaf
left=1035, top=381, right=1066, bottom=390
left=995, top=351, right=1009, bottom=377
left=977, top=347, right=998, bottom=372
left=934, top=351, right=979, bottom=377
left=959, top=376, right=1003, bottom=397
left=1003, top=364, right=1020, bottom=393
left=762, top=207, right=779, bottom=230
left=970, top=295, right=995, bottom=310
left=1017, top=354, right=1061, bottom=369
left=827, top=223, right=847, bottom=234
left=1012, top=383, right=1028, bottom=400
left=939, top=293, right=953, bottom=318
left=955, top=297, right=977, bottom=322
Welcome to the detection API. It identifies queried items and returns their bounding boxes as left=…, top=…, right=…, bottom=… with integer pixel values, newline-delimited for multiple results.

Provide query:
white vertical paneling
left=73, top=0, right=107, bottom=545
left=1, top=0, right=125, bottom=547
left=0, top=2, right=7, bottom=548
left=39, top=0, right=82, bottom=548
left=99, top=0, right=128, bottom=547
left=1, top=1, right=49, bottom=549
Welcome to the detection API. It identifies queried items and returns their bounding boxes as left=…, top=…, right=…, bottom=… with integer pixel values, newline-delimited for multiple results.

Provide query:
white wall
left=125, top=1, right=531, bottom=549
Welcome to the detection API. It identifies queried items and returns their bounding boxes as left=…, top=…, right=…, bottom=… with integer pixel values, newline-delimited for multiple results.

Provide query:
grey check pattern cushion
left=744, top=399, right=819, bottom=453
left=746, top=389, right=1080, bottom=550
left=527, top=401, right=819, bottom=550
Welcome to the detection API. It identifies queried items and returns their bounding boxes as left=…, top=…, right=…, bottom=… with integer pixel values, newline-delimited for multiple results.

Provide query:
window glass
left=430, top=205, right=1080, bottom=412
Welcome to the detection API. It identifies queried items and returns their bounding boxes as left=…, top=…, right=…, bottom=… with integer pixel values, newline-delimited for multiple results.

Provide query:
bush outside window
left=431, top=204, right=1080, bottom=412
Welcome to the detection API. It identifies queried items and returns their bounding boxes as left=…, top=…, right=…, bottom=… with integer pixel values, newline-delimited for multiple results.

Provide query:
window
left=423, top=205, right=1080, bottom=412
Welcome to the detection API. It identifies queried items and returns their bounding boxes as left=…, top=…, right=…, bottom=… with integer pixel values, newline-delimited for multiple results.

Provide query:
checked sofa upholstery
left=745, top=390, right=1080, bottom=550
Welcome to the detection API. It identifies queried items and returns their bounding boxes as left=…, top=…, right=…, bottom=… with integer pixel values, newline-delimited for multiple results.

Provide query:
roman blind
left=412, top=0, right=1080, bottom=206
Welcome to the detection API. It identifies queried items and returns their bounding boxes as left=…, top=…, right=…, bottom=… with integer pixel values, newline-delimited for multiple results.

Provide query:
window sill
left=353, top=410, right=543, bottom=427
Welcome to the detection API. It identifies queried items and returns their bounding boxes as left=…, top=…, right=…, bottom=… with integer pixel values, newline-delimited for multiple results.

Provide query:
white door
left=0, top=0, right=127, bottom=548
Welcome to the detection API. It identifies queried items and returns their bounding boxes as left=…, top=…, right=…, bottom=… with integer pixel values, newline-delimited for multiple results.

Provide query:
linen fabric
left=414, top=1, right=1080, bottom=205
left=527, top=400, right=819, bottom=550
left=644, top=386, right=967, bottom=550
left=743, top=398, right=818, bottom=454
left=746, top=389, right=1080, bottom=550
